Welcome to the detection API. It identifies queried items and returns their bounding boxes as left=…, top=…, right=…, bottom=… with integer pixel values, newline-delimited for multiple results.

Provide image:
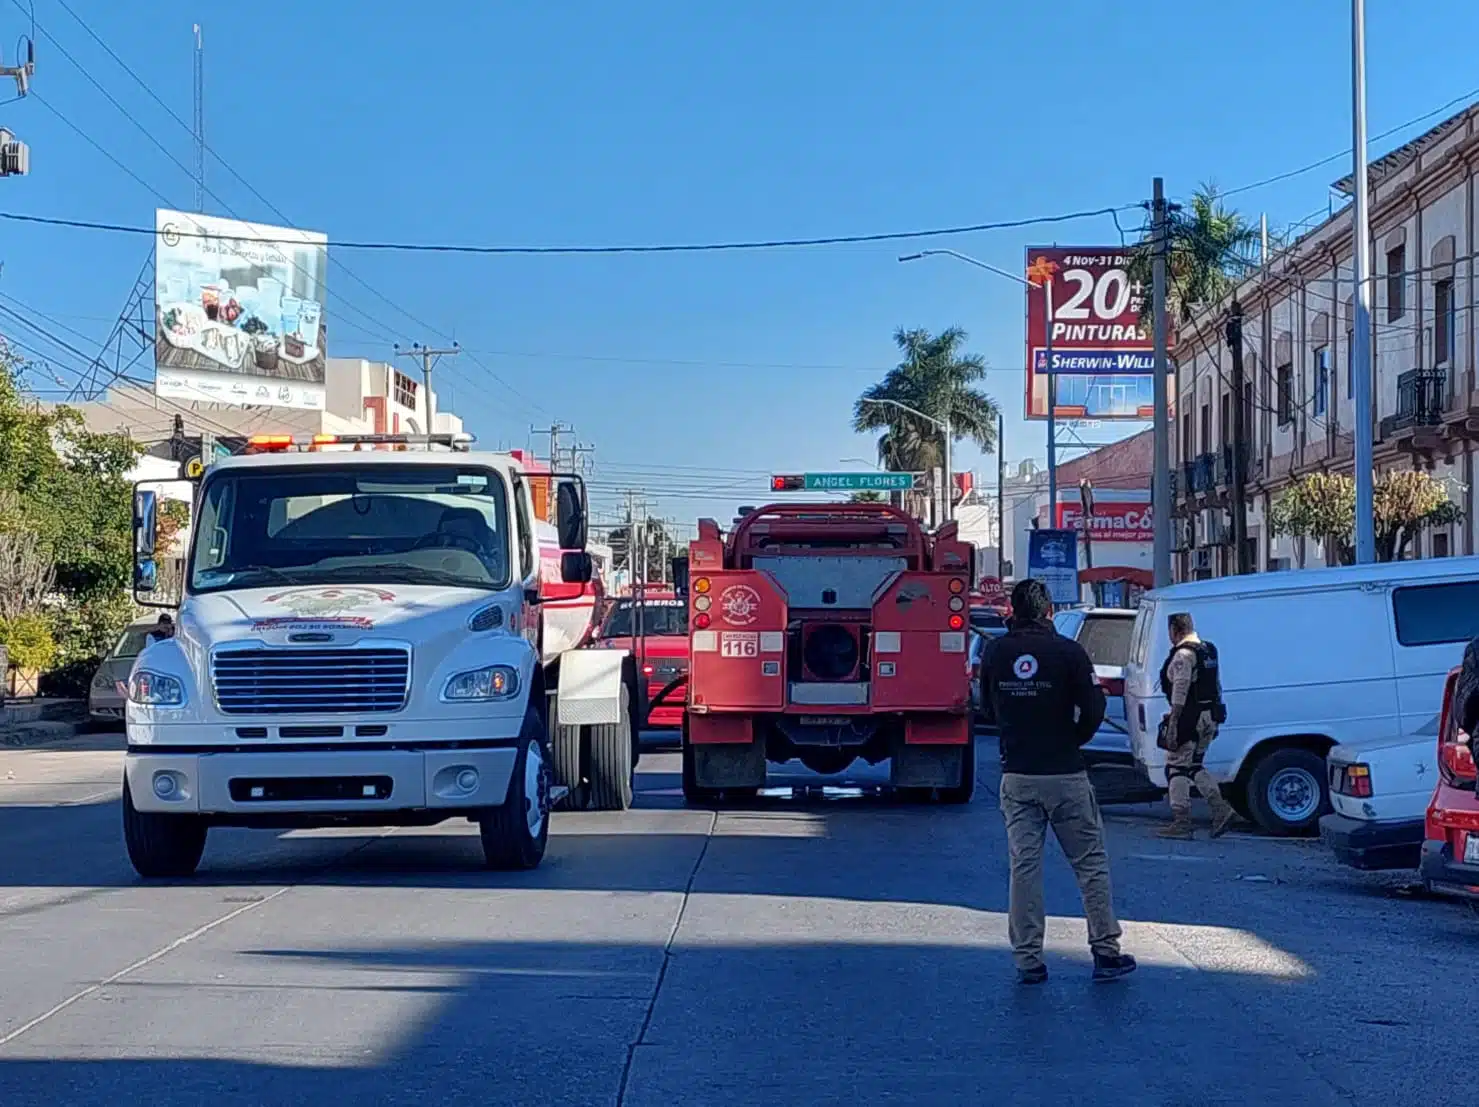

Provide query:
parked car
left=88, top=615, right=165, bottom=724
left=1420, top=666, right=1479, bottom=898
left=968, top=623, right=1009, bottom=724
left=1054, top=607, right=1136, bottom=766
left=1319, top=733, right=1436, bottom=871
left=1125, top=557, right=1479, bottom=835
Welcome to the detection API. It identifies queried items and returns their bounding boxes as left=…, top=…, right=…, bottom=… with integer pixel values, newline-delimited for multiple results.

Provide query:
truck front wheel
left=479, top=707, right=552, bottom=870
left=122, top=778, right=208, bottom=879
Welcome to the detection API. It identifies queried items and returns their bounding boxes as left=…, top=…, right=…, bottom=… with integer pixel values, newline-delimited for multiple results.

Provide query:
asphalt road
left=0, top=733, right=1471, bottom=1106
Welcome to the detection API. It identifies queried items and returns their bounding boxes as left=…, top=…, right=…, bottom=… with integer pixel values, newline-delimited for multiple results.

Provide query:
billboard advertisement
left=1026, top=528, right=1080, bottom=606
left=1024, top=247, right=1158, bottom=422
left=154, top=210, right=328, bottom=410
left=1055, top=500, right=1154, bottom=543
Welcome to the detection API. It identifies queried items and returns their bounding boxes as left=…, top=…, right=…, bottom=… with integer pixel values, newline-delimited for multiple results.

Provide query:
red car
left=1421, top=665, right=1479, bottom=898
left=595, top=593, right=689, bottom=729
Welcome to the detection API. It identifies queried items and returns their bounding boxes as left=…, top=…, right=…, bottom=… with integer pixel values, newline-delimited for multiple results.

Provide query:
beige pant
left=999, top=771, right=1122, bottom=971
left=1165, top=711, right=1228, bottom=818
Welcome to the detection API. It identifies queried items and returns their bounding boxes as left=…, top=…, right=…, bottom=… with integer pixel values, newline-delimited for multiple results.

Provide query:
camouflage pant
left=1165, top=711, right=1228, bottom=817
left=999, top=772, right=1123, bottom=972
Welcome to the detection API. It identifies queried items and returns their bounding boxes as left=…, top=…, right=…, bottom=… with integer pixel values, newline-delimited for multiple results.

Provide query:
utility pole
left=996, top=411, right=1006, bottom=580
left=1044, top=278, right=1057, bottom=520
left=396, top=343, right=459, bottom=435
left=1350, top=0, right=1376, bottom=563
left=941, top=413, right=954, bottom=525
left=193, top=25, right=205, bottom=211
left=0, top=37, right=34, bottom=179
left=533, top=423, right=571, bottom=469
left=1151, top=176, right=1173, bottom=588
left=1228, top=300, right=1250, bottom=574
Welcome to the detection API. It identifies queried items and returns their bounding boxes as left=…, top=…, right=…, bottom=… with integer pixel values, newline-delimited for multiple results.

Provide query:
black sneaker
left=1017, top=964, right=1048, bottom=985
left=1091, top=953, right=1137, bottom=982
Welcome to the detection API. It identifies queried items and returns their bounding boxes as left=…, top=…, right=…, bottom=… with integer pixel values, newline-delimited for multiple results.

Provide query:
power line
left=0, top=205, right=1140, bottom=256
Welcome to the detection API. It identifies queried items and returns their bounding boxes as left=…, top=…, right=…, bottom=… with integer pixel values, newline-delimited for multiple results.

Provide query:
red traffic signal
left=771, top=474, right=805, bottom=491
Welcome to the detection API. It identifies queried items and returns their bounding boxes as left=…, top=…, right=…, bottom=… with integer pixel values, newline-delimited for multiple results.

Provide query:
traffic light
left=771, top=474, right=804, bottom=491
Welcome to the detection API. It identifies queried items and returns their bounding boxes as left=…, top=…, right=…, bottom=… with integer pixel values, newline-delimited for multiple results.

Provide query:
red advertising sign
left=1055, top=501, right=1153, bottom=543
left=1024, top=247, right=1157, bottom=422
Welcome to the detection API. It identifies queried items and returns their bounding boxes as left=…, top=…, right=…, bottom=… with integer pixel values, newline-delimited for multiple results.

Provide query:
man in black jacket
left=986, top=578, right=1136, bottom=985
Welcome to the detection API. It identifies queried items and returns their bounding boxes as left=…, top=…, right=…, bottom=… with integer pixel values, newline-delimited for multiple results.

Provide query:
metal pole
left=1351, top=0, right=1376, bottom=563
left=941, top=414, right=953, bottom=524
left=399, top=344, right=459, bottom=436
left=997, top=411, right=1005, bottom=579
left=1151, top=177, right=1173, bottom=588
left=1044, top=278, right=1058, bottom=524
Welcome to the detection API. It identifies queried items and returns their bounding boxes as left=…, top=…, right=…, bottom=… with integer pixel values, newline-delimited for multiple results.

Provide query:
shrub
left=1, top=612, right=58, bottom=672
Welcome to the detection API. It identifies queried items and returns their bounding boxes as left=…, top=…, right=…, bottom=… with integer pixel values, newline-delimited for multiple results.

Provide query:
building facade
left=1172, top=104, right=1479, bottom=580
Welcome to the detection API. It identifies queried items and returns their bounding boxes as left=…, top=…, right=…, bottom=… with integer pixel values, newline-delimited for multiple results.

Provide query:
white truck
left=123, top=432, right=640, bottom=878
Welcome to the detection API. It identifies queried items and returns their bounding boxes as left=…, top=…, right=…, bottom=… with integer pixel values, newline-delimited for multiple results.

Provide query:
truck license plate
left=1464, top=834, right=1479, bottom=866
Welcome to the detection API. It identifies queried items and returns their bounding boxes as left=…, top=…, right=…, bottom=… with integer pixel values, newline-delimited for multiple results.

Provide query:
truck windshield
left=600, top=600, right=688, bottom=638
left=188, top=465, right=511, bottom=594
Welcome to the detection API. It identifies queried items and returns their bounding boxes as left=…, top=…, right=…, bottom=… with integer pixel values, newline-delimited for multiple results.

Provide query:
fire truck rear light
left=694, top=595, right=711, bottom=612
left=948, top=578, right=965, bottom=595
left=693, top=577, right=711, bottom=594
left=948, top=614, right=965, bottom=630
left=694, top=613, right=711, bottom=629
left=949, top=596, right=965, bottom=612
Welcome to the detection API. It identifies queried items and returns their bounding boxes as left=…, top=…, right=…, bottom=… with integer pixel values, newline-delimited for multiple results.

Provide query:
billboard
left=1024, top=247, right=1157, bottom=421
left=1026, top=528, right=1080, bottom=606
left=154, top=210, right=328, bottom=410
left=1055, top=500, right=1154, bottom=543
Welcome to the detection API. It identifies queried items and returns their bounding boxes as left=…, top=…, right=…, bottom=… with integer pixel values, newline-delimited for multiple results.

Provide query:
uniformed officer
left=986, top=578, right=1136, bottom=985
left=1157, top=611, right=1236, bottom=840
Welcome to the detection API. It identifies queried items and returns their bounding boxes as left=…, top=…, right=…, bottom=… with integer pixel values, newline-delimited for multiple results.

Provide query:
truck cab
left=123, top=432, right=637, bottom=878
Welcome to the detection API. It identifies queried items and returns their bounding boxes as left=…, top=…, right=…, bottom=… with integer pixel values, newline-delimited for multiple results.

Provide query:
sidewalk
left=1, top=699, right=110, bottom=749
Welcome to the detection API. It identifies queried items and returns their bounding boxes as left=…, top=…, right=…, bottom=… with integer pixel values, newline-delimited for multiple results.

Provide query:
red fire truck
left=680, top=502, right=976, bottom=803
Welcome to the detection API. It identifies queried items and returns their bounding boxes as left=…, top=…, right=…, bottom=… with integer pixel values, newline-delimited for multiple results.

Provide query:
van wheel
left=479, top=707, right=551, bottom=871
left=588, top=685, right=635, bottom=811
left=1246, top=748, right=1328, bottom=836
left=122, top=778, right=208, bottom=879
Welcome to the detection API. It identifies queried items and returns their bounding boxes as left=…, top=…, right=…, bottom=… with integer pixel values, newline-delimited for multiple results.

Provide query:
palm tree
left=1129, top=184, right=1260, bottom=326
left=852, top=326, right=999, bottom=476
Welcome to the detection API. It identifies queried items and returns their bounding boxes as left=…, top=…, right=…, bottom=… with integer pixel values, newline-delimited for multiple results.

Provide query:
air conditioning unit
left=1200, top=508, right=1230, bottom=547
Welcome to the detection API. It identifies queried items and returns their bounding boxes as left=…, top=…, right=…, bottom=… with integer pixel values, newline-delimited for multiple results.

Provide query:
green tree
left=1129, top=184, right=1261, bottom=326
left=849, top=491, right=885, bottom=503
left=1269, top=470, right=1462, bottom=564
left=852, top=326, right=999, bottom=474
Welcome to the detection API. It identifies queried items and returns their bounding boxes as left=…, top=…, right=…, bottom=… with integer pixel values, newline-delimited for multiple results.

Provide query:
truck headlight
left=129, top=671, right=186, bottom=707
left=442, top=665, right=519, bottom=702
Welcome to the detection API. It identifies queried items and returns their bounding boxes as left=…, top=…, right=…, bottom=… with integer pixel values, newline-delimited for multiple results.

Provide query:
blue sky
left=4, top=0, right=1479, bottom=528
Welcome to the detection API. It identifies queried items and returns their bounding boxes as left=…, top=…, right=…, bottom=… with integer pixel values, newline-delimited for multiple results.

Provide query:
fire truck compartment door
left=870, top=572, right=969, bottom=713
left=751, top=556, right=905, bottom=610
left=689, top=572, right=786, bottom=711
left=557, top=648, right=628, bottom=726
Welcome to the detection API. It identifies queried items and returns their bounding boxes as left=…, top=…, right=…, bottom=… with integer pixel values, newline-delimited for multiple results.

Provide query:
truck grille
left=212, top=647, right=410, bottom=715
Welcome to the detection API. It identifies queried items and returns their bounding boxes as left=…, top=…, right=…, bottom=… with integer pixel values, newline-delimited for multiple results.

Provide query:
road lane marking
left=0, top=887, right=290, bottom=1048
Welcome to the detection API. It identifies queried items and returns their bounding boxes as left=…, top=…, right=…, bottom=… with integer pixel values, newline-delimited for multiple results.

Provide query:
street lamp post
left=857, top=397, right=952, bottom=523
left=1351, top=0, right=1376, bottom=563
left=899, top=249, right=1057, bottom=521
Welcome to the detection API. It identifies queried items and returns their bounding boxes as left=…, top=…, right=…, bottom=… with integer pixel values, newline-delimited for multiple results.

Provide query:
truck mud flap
left=891, top=740, right=967, bottom=789
left=694, top=739, right=766, bottom=790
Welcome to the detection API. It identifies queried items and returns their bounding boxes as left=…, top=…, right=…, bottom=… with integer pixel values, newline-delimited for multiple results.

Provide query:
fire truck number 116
left=721, top=632, right=759, bottom=658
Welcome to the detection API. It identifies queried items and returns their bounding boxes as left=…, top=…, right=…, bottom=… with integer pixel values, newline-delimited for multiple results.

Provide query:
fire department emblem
left=719, top=584, right=762, bottom=626
left=252, top=587, right=397, bottom=632
left=1013, top=654, right=1039, bottom=680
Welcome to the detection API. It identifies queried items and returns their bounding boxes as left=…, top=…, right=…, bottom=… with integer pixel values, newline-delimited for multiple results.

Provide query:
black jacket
left=986, top=618, right=1106, bottom=776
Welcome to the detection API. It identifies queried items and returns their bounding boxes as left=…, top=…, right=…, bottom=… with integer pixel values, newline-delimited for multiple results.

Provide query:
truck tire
left=122, top=778, right=208, bottom=879
left=479, top=706, right=552, bottom=870
left=1245, top=747, right=1329, bottom=836
left=939, top=739, right=977, bottom=805
left=551, top=722, right=588, bottom=812
left=588, top=684, right=635, bottom=811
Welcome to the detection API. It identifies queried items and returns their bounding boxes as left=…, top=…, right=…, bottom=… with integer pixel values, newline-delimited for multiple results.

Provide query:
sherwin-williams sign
left=1055, top=501, right=1154, bottom=542
left=154, top=209, right=328, bottom=411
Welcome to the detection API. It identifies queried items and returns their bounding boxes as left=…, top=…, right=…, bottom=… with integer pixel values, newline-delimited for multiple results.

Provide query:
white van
left=1124, top=556, right=1479, bottom=835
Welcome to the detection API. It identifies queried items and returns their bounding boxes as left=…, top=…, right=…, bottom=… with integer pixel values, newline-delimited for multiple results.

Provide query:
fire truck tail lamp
left=694, top=613, right=711, bottom=629
left=948, top=614, right=965, bottom=630
left=693, top=577, right=711, bottom=594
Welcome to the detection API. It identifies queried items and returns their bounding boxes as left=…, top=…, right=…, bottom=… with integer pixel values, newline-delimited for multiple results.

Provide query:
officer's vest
left=1159, top=641, right=1223, bottom=729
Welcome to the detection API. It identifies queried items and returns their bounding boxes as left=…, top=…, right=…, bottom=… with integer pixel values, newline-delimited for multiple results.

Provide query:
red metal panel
left=906, top=714, right=970, bottom=745
left=688, top=714, right=753, bottom=745
left=688, top=570, right=787, bottom=711
left=870, top=572, right=969, bottom=714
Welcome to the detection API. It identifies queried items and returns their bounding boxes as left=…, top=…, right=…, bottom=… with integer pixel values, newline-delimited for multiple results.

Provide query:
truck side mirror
left=134, top=488, right=158, bottom=557
left=560, top=550, right=593, bottom=585
left=671, top=557, right=689, bottom=598
left=555, top=478, right=587, bottom=550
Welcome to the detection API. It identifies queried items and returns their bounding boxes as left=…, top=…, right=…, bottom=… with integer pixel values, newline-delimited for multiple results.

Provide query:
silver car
left=1053, top=607, right=1137, bottom=765
left=87, top=617, right=164, bottom=724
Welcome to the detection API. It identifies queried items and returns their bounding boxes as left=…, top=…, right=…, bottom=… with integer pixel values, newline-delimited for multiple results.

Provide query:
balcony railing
left=1380, top=368, right=1445, bottom=438
left=1214, top=443, right=1249, bottom=487
left=1181, top=453, right=1216, bottom=495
